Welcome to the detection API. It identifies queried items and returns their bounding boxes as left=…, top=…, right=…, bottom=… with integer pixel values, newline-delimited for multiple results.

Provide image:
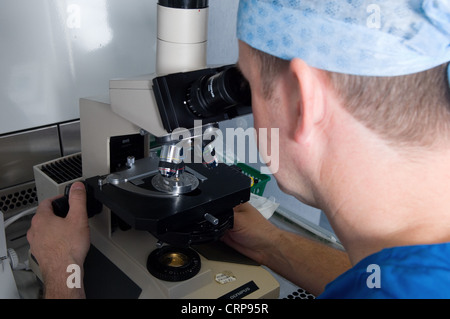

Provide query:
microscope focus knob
left=51, top=182, right=102, bottom=218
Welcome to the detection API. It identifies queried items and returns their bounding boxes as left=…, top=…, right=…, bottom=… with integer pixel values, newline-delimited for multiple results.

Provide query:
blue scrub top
left=318, top=243, right=450, bottom=299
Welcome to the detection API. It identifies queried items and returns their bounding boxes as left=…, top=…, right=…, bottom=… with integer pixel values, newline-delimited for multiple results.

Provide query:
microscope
left=33, top=0, right=280, bottom=299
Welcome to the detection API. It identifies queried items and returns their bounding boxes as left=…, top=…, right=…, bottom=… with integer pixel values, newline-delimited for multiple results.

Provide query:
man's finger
left=67, top=182, right=88, bottom=221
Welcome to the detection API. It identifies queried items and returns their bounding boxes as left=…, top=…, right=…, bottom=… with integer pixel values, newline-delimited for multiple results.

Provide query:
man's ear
left=290, top=58, right=326, bottom=145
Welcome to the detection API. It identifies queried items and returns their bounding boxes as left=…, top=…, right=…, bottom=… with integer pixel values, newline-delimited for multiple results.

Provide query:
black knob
left=51, top=181, right=102, bottom=218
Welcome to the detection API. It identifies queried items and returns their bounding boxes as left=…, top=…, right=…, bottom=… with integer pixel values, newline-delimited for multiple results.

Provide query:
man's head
left=236, top=0, right=450, bottom=207
left=246, top=47, right=450, bottom=149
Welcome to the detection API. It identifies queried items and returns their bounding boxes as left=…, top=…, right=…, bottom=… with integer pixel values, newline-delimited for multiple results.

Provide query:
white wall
left=0, top=0, right=240, bottom=135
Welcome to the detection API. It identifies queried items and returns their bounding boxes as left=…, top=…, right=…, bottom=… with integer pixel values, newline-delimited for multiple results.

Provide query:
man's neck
left=320, top=129, right=450, bottom=265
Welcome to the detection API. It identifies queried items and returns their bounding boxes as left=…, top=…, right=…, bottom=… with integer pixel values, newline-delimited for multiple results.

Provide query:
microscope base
left=85, top=217, right=280, bottom=299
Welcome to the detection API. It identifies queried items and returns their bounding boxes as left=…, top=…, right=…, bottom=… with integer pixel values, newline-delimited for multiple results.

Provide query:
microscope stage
left=85, top=157, right=252, bottom=246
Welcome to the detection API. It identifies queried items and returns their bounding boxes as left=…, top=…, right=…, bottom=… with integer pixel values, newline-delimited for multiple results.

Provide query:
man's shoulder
left=318, top=242, right=450, bottom=299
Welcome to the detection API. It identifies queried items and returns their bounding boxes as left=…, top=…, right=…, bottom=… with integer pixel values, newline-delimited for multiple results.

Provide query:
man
left=28, top=0, right=450, bottom=298
left=223, top=0, right=450, bottom=298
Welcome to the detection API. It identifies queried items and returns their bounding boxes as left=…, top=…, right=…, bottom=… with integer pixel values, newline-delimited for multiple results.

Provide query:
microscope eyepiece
left=186, top=66, right=251, bottom=118
left=152, top=64, right=253, bottom=133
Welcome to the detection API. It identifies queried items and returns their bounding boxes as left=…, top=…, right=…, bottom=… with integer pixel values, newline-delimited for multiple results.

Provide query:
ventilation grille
left=0, top=182, right=37, bottom=217
left=40, top=154, right=82, bottom=184
left=283, top=287, right=315, bottom=299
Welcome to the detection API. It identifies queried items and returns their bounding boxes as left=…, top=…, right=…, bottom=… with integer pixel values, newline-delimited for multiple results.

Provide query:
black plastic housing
left=152, top=65, right=252, bottom=133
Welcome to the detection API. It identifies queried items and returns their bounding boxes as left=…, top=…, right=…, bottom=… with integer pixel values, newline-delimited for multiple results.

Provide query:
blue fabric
left=318, top=243, right=450, bottom=299
left=237, top=0, right=450, bottom=76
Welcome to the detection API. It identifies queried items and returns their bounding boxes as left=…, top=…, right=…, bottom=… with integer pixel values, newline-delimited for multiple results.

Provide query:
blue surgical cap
left=237, top=0, right=450, bottom=77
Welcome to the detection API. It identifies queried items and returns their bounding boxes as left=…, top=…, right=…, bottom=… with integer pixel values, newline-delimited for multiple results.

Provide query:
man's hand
left=222, top=202, right=351, bottom=296
left=222, top=202, right=280, bottom=265
left=27, top=182, right=90, bottom=298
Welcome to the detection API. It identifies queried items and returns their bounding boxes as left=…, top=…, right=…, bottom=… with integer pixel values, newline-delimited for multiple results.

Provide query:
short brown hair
left=250, top=47, right=450, bottom=149
left=327, top=64, right=450, bottom=148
